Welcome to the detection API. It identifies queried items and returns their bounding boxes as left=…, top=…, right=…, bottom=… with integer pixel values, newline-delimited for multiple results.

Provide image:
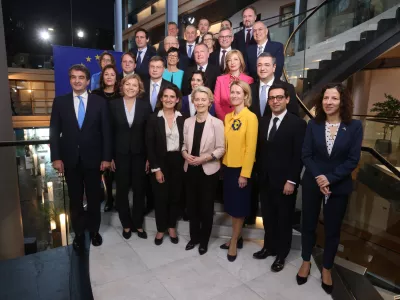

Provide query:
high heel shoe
left=220, top=237, right=243, bottom=250
left=296, top=262, right=311, bottom=285
left=321, top=274, right=333, bottom=294
left=136, top=229, right=147, bottom=239
left=154, top=234, right=164, bottom=246
left=122, top=229, right=132, bottom=240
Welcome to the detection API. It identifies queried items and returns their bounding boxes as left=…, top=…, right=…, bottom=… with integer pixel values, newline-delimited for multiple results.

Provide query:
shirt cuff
left=287, top=180, right=296, bottom=185
left=151, top=168, right=161, bottom=173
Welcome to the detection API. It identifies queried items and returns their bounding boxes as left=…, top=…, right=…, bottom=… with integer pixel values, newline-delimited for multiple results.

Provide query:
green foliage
left=370, top=94, right=400, bottom=140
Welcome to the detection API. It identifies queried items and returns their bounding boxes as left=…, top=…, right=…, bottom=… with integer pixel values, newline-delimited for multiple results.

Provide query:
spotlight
left=77, top=30, right=84, bottom=38
left=39, top=30, right=50, bottom=41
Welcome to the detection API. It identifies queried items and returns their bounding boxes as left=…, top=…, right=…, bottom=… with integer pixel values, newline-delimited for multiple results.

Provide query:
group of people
left=49, top=5, right=363, bottom=295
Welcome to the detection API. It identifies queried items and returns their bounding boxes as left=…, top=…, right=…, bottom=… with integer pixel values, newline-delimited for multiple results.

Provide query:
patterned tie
left=246, top=29, right=251, bottom=46
left=151, top=83, right=158, bottom=111
left=220, top=50, right=227, bottom=72
left=137, top=51, right=143, bottom=68
left=199, top=66, right=203, bottom=71
left=257, top=45, right=263, bottom=57
left=260, top=85, right=267, bottom=116
left=188, top=45, right=193, bottom=58
left=268, top=117, right=279, bottom=141
left=77, top=95, right=85, bottom=129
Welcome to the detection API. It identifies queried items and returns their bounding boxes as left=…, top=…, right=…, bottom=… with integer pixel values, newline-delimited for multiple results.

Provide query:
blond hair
left=225, top=50, right=246, bottom=74
left=120, top=74, right=145, bottom=98
left=191, top=86, right=214, bottom=105
left=230, top=80, right=252, bottom=107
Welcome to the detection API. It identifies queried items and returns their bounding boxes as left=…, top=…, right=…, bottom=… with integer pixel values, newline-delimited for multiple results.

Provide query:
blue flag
left=53, top=45, right=123, bottom=96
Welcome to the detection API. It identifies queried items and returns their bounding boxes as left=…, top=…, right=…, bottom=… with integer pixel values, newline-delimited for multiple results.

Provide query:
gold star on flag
left=95, top=54, right=100, bottom=60
left=86, top=56, right=92, bottom=62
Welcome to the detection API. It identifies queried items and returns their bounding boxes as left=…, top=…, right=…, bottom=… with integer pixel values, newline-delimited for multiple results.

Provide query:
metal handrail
left=0, top=140, right=50, bottom=147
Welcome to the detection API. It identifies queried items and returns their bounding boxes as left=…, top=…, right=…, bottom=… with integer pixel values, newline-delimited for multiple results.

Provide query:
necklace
left=104, top=90, right=116, bottom=98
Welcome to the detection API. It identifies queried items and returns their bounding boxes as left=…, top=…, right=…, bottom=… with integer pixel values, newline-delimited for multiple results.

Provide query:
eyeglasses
left=219, top=36, right=232, bottom=40
left=168, top=55, right=179, bottom=59
left=203, top=38, right=213, bottom=42
left=268, top=95, right=286, bottom=101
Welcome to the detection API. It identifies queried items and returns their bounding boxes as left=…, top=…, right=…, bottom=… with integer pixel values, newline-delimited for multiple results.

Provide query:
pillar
left=166, top=0, right=178, bottom=36
left=115, top=0, right=123, bottom=52
left=0, top=0, right=25, bottom=260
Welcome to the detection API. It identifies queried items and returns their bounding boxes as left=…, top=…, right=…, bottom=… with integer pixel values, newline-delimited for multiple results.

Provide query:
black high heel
left=296, top=262, right=311, bottom=285
left=321, top=273, right=333, bottom=294
left=220, top=237, right=243, bottom=250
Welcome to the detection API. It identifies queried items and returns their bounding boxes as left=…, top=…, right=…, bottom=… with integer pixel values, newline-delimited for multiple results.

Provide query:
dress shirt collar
left=73, top=91, right=88, bottom=99
left=187, top=42, right=196, bottom=47
left=123, top=71, right=135, bottom=77
left=260, top=76, right=275, bottom=88
left=157, top=110, right=182, bottom=118
left=138, top=46, right=148, bottom=53
left=150, top=79, right=163, bottom=86
left=271, top=109, right=287, bottom=121
left=244, top=28, right=253, bottom=36
left=220, top=46, right=232, bottom=52
left=257, top=40, right=268, bottom=52
left=197, top=63, right=208, bottom=71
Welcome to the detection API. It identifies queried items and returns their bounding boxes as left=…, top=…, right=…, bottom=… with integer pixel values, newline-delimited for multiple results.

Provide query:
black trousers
left=249, top=169, right=260, bottom=220
left=145, top=173, right=154, bottom=213
left=64, top=162, right=102, bottom=235
left=151, top=152, right=183, bottom=232
left=103, top=169, right=114, bottom=203
left=186, top=166, right=219, bottom=246
left=261, top=185, right=296, bottom=258
left=301, top=187, right=349, bottom=269
left=115, top=153, right=146, bottom=229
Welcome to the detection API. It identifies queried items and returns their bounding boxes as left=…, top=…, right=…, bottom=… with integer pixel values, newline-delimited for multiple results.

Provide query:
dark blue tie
left=137, top=51, right=143, bottom=68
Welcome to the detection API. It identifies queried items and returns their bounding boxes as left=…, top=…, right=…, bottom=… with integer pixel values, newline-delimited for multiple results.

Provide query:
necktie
left=77, top=95, right=85, bottom=129
left=260, top=85, right=267, bottom=116
left=199, top=66, right=203, bottom=71
left=257, top=45, right=263, bottom=57
left=268, top=117, right=279, bottom=141
left=188, top=45, right=193, bottom=58
left=151, top=83, right=158, bottom=111
left=137, top=51, right=143, bottom=68
left=220, top=50, right=227, bottom=72
left=246, top=29, right=251, bottom=46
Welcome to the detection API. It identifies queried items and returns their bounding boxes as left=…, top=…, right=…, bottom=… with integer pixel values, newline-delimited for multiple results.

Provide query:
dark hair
left=198, top=18, right=210, bottom=25
left=149, top=55, right=165, bottom=67
left=69, top=64, right=90, bottom=79
left=121, top=52, right=136, bottom=63
left=99, top=51, right=116, bottom=67
left=258, top=52, right=276, bottom=65
left=221, top=19, right=232, bottom=27
left=188, top=70, right=208, bottom=88
left=167, top=47, right=180, bottom=57
left=314, top=83, right=354, bottom=124
left=156, top=85, right=182, bottom=111
left=242, top=5, right=257, bottom=16
left=99, top=64, right=119, bottom=92
left=168, top=21, right=178, bottom=27
left=135, top=28, right=149, bottom=39
left=268, top=83, right=289, bottom=98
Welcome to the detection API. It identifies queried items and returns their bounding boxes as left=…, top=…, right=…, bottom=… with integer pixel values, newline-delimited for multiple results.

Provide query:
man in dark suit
left=233, top=6, right=257, bottom=55
left=209, top=28, right=234, bottom=72
left=196, top=18, right=210, bottom=43
left=246, top=21, right=284, bottom=80
left=182, top=43, right=221, bottom=95
left=130, top=28, right=157, bottom=79
left=50, top=64, right=112, bottom=252
left=254, top=83, right=306, bottom=272
left=157, top=22, right=186, bottom=57
left=179, top=25, right=197, bottom=69
left=250, top=52, right=299, bottom=118
left=119, top=52, right=136, bottom=80
left=159, top=36, right=189, bottom=71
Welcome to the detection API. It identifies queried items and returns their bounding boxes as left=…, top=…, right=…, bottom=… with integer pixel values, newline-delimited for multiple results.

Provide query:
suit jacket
left=142, top=78, right=178, bottom=112
left=257, top=112, right=306, bottom=189
left=145, top=112, right=185, bottom=171
left=182, top=114, right=225, bottom=175
left=249, top=79, right=300, bottom=118
left=109, top=98, right=152, bottom=158
left=246, top=41, right=284, bottom=80
left=234, top=29, right=256, bottom=55
left=182, top=64, right=221, bottom=96
left=179, top=41, right=196, bottom=69
left=50, top=93, right=112, bottom=169
left=131, top=47, right=157, bottom=79
left=209, top=47, right=236, bottom=72
left=214, top=73, right=254, bottom=121
left=157, top=38, right=186, bottom=56
left=302, top=119, right=363, bottom=195
left=181, top=95, right=216, bottom=117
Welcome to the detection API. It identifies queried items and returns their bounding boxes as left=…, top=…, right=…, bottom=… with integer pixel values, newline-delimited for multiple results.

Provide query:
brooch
left=232, top=119, right=242, bottom=131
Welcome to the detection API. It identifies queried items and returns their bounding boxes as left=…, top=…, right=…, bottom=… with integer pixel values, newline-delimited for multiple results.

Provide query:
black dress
left=91, top=89, right=120, bottom=100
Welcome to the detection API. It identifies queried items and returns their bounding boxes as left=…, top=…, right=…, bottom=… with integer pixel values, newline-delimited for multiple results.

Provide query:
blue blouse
left=90, top=72, right=101, bottom=91
left=162, top=69, right=184, bottom=90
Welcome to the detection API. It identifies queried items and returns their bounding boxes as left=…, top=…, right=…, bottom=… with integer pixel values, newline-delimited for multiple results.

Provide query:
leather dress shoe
left=253, top=248, right=277, bottom=259
left=104, top=199, right=114, bottom=212
left=198, top=245, right=208, bottom=255
left=185, top=240, right=199, bottom=251
left=321, top=275, right=333, bottom=294
left=154, top=235, right=164, bottom=246
left=220, top=237, right=243, bottom=249
left=122, top=229, right=132, bottom=240
left=90, top=232, right=103, bottom=247
left=137, top=230, right=148, bottom=239
left=170, top=235, right=179, bottom=244
left=271, top=257, right=285, bottom=272
left=296, top=262, right=311, bottom=285
left=73, top=234, right=85, bottom=252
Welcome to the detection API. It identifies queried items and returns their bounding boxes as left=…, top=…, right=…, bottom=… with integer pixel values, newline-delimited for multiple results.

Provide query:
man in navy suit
left=179, top=25, right=197, bottom=68
left=158, top=22, right=186, bottom=57
left=160, top=36, right=189, bottom=72
left=209, top=28, right=235, bottom=72
left=246, top=21, right=284, bottom=80
left=50, top=64, right=112, bottom=252
left=233, top=6, right=257, bottom=55
left=130, top=28, right=157, bottom=79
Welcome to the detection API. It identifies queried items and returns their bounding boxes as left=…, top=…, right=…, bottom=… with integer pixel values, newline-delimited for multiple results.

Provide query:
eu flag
left=53, top=45, right=123, bottom=96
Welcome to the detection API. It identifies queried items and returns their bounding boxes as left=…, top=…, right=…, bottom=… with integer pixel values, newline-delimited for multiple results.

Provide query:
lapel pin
left=343, top=127, right=346, bottom=131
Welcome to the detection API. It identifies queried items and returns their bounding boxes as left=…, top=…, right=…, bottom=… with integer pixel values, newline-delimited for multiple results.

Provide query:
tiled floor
left=90, top=225, right=332, bottom=300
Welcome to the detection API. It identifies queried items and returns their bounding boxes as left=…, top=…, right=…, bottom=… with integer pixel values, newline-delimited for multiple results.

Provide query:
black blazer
left=157, top=38, right=186, bottom=56
left=182, top=64, right=221, bottom=96
left=142, top=78, right=178, bottom=112
left=209, top=47, right=236, bottom=72
left=179, top=42, right=196, bottom=68
left=109, top=98, right=152, bottom=158
left=258, top=112, right=306, bottom=189
left=234, top=29, right=256, bottom=55
left=50, top=93, right=112, bottom=169
left=250, top=79, right=300, bottom=118
left=131, top=47, right=157, bottom=79
left=302, top=119, right=363, bottom=195
left=146, top=112, right=185, bottom=171
left=246, top=41, right=284, bottom=80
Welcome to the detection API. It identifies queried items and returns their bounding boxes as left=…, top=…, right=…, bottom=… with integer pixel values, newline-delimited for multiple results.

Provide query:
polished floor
left=90, top=225, right=332, bottom=300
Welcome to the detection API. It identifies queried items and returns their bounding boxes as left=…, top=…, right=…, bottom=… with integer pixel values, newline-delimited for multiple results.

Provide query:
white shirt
left=188, top=95, right=196, bottom=117
left=219, top=47, right=232, bottom=63
left=259, top=76, right=275, bottom=100
left=186, top=43, right=196, bottom=56
left=198, top=35, right=204, bottom=43
left=123, top=98, right=136, bottom=127
left=257, top=40, right=268, bottom=54
left=244, top=28, right=253, bottom=40
left=197, top=63, right=208, bottom=71
left=73, top=91, right=88, bottom=121
left=150, top=79, right=162, bottom=98
left=123, top=71, right=135, bottom=77
left=137, top=46, right=147, bottom=61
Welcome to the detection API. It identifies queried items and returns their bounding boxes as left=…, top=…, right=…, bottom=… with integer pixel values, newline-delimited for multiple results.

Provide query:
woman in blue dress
left=162, top=47, right=184, bottom=90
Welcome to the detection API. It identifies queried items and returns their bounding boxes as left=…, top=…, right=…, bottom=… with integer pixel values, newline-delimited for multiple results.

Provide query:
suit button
left=77, top=145, right=80, bottom=148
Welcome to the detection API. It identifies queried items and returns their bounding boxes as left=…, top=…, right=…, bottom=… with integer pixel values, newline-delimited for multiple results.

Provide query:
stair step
left=345, top=40, right=363, bottom=52
left=377, top=18, right=399, bottom=33
left=397, top=7, right=400, bottom=21
left=360, top=30, right=377, bottom=42
left=318, top=60, right=333, bottom=70
left=331, top=50, right=347, bottom=61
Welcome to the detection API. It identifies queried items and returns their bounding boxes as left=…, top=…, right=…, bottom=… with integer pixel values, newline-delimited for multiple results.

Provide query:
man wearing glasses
left=209, top=28, right=235, bottom=73
left=160, top=36, right=189, bottom=72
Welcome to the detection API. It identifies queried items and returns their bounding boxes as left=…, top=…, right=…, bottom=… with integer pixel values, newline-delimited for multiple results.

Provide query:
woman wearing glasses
left=202, top=32, right=216, bottom=55
left=162, top=47, right=184, bottom=90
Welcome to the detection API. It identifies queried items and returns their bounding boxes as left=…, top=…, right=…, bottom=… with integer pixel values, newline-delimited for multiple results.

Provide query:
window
left=280, top=3, right=295, bottom=27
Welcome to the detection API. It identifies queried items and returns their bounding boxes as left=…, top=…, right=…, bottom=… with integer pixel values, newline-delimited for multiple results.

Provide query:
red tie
left=246, top=29, right=251, bottom=46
